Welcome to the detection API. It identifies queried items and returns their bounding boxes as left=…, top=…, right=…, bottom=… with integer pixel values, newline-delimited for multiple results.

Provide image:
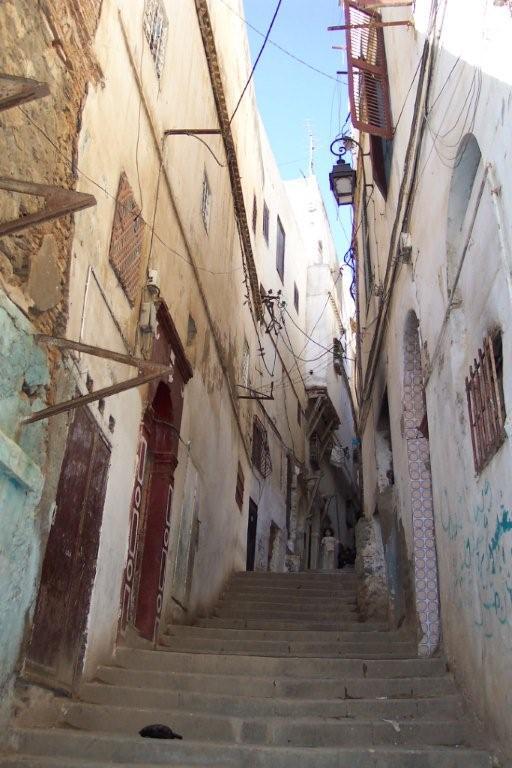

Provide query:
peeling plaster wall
left=0, top=295, right=49, bottom=732
left=355, top=0, right=512, bottom=751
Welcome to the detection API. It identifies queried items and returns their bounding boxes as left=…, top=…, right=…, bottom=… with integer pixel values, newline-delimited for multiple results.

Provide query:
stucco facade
left=0, top=0, right=357, bottom=729
left=350, top=0, right=512, bottom=752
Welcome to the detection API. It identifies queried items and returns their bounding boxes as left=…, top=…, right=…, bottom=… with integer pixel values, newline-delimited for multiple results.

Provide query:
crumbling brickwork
left=0, top=0, right=103, bottom=335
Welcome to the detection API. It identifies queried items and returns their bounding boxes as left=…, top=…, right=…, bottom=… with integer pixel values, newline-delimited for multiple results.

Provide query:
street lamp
left=329, top=159, right=356, bottom=206
left=328, top=135, right=365, bottom=207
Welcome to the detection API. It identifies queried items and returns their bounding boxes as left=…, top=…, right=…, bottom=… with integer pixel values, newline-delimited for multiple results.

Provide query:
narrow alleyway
left=2, top=569, right=493, bottom=767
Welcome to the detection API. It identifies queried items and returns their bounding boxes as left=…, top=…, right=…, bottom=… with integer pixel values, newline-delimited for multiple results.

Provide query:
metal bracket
left=22, top=335, right=170, bottom=425
left=0, top=178, right=96, bottom=237
left=236, top=382, right=274, bottom=401
left=0, top=73, right=50, bottom=112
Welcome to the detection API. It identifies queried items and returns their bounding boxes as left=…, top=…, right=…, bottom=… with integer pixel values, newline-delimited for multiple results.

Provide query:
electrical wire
left=393, top=53, right=424, bottom=132
left=229, top=0, right=284, bottom=124
left=175, top=132, right=226, bottom=167
left=18, top=107, right=243, bottom=277
left=216, top=0, right=344, bottom=84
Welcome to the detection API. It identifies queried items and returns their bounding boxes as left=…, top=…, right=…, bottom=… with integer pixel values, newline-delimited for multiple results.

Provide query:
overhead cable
left=229, top=0, right=284, bottom=124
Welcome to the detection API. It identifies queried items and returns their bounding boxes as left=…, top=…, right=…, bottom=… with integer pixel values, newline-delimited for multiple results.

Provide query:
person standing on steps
left=320, top=527, right=337, bottom=570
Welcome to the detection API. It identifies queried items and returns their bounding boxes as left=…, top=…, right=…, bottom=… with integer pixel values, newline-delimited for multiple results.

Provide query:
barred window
left=143, top=0, right=169, bottom=79
left=262, top=201, right=269, bottom=245
left=235, top=462, right=244, bottom=511
left=466, top=332, right=506, bottom=473
left=276, top=215, right=285, bottom=283
left=293, top=282, right=299, bottom=313
left=252, top=416, right=272, bottom=478
left=108, top=173, right=144, bottom=306
left=201, top=171, right=211, bottom=231
left=240, top=339, right=250, bottom=388
left=333, top=337, right=344, bottom=375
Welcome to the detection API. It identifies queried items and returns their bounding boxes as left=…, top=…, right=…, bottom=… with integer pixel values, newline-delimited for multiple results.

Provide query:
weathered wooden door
left=246, top=499, right=258, bottom=571
left=119, top=301, right=193, bottom=642
left=134, top=383, right=176, bottom=640
left=25, top=407, right=110, bottom=691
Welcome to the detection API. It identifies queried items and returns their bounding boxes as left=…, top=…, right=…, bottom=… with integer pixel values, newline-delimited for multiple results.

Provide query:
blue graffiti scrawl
left=451, top=481, right=512, bottom=647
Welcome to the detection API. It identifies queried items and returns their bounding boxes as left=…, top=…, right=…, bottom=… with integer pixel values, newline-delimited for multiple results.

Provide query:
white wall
left=355, top=0, right=512, bottom=750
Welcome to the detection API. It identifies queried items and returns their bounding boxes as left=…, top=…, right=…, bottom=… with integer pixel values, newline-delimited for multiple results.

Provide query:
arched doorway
left=132, top=382, right=177, bottom=639
left=120, top=301, right=192, bottom=642
left=403, top=312, right=440, bottom=656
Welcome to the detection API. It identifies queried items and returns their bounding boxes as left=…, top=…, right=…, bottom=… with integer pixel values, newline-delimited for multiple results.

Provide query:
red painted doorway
left=120, top=301, right=192, bottom=642
left=24, top=407, right=110, bottom=691
left=133, top=382, right=176, bottom=639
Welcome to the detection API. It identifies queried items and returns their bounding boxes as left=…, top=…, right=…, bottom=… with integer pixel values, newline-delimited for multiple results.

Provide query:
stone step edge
left=11, top=728, right=492, bottom=761
left=94, top=666, right=456, bottom=690
left=81, top=681, right=462, bottom=705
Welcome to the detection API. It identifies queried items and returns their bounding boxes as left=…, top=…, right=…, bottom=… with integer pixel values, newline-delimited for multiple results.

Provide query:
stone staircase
left=1, top=569, right=493, bottom=767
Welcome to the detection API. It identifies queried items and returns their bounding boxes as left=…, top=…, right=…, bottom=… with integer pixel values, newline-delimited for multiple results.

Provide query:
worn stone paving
left=0, top=568, right=494, bottom=767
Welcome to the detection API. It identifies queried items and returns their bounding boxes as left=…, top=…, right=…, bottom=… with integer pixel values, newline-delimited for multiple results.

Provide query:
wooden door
left=25, top=407, right=110, bottom=690
left=133, top=383, right=176, bottom=640
left=246, top=499, right=258, bottom=571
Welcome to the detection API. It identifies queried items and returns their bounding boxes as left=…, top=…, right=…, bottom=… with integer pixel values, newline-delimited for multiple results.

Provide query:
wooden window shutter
left=344, top=1, right=393, bottom=139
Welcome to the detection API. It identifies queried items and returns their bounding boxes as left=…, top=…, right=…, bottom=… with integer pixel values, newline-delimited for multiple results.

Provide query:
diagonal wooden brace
left=22, top=368, right=171, bottom=425
left=0, top=178, right=96, bottom=237
left=35, top=335, right=169, bottom=373
left=0, top=73, right=50, bottom=112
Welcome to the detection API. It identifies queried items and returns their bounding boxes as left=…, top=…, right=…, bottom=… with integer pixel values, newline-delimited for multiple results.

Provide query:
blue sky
left=237, top=0, right=353, bottom=260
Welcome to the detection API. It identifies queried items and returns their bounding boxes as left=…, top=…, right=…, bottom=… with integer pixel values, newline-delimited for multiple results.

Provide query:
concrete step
left=194, top=617, right=388, bottom=632
left=212, top=607, right=361, bottom=622
left=58, top=701, right=470, bottom=747
left=80, top=682, right=465, bottom=721
left=95, top=665, right=458, bottom=699
left=223, top=589, right=358, bottom=602
left=10, top=728, right=493, bottom=767
left=159, top=634, right=417, bottom=658
left=225, top=584, right=358, bottom=596
left=114, top=648, right=447, bottom=678
left=219, top=596, right=358, bottom=609
left=232, top=570, right=356, bottom=581
left=0, top=760, right=216, bottom=768
left=164, top=625, right=412, bottom=643
left=228, top=579, right=358, bottom=590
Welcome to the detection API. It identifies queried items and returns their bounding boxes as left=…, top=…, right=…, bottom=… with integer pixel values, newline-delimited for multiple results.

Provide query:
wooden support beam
left=0, top=73, right=49, bottom=112
left=328, top=20, right=412, bottom=30
left=35, top=334, right=168, bottom=373
left=22, top=369, right=169, bottom=425
left=0, top=178, right=96, bottom=237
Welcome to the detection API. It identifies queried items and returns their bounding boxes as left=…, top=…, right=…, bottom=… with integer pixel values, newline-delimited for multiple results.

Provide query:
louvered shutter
left=344, top=1, right=393, bottom=138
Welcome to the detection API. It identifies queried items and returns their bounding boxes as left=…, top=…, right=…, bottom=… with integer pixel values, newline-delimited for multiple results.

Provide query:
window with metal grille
left=201, top=171, right=211, bottom=231
left=252, top=195, right=257, bottom=234
left=262, top=201, right=269, bottom=244
left=108, top=173, right=144, bottom=306
left=252, top=416, right=272, bottom=478
left=235, top=462, right=245, bottom=510
left=293, top=282, right=299, bottom=313
left=276, top=215, right=285, bottom=283
left=240, top=338, right=250, bottom=388
left=333, top=337, right=344, bottom=375
left=344, top=1, right=393, bottom=139
left=143, top=0, right=169, bottom=79
left=466, top=332, right=506, bottom=473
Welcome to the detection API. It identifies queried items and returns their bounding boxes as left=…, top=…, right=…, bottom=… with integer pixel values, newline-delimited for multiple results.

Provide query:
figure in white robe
left=320, top=527, right=337, bottom=570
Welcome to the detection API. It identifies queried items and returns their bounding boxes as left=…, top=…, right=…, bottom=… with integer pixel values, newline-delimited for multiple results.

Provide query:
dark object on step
left=139, top=724, right=183, bottom=740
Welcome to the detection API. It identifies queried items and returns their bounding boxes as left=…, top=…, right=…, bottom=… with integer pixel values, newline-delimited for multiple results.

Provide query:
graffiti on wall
left=442, top=481, right=512, bottom=647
